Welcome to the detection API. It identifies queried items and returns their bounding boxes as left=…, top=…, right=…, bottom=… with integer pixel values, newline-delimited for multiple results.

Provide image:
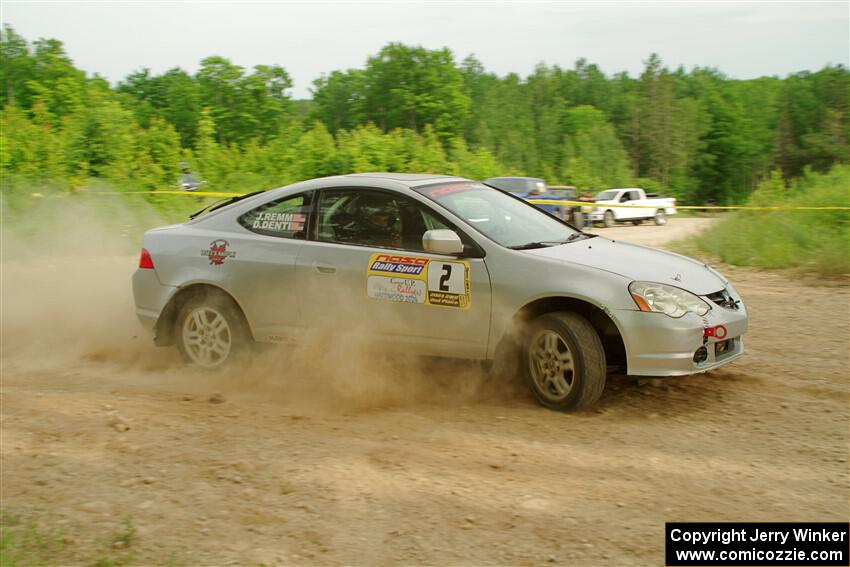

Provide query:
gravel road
left=2, top=217, right=847, bottom=566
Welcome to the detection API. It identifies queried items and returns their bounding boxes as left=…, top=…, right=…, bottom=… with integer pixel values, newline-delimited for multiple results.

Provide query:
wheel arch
left=511, top=296, right=627, bottom=371
left=154, top=283, right=254, bottom=346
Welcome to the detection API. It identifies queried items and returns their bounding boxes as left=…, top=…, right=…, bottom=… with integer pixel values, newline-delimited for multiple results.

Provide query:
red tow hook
left=703, top=325, right=728, bottom=340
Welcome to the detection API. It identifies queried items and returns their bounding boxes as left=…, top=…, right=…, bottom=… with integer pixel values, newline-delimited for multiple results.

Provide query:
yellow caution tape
left=526, top=199, right=850, bottom=211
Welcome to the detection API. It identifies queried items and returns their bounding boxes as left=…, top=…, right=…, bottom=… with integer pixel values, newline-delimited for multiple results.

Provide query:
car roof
left=189, top=173, right=471, bottom=224
left=484, top=176, right=545, bottom=182
left=341, top=172, right=465, bottom=187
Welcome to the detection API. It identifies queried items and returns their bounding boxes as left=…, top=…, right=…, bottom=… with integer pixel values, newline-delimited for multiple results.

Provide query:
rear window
left=238, top=193, right=313, bottom=239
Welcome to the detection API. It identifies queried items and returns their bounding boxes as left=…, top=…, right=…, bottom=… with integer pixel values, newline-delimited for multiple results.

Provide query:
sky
left=2, top=1, right=848, bottom=99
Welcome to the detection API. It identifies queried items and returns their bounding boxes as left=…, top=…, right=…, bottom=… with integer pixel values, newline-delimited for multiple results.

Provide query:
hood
left=525, top=237, right=727, bottom=295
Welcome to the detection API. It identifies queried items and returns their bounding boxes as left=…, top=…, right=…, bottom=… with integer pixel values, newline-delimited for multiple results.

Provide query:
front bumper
left=613, top=301, right=748, bottom=376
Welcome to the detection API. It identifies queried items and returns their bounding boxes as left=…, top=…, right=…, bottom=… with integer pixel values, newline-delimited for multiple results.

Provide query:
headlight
left=629, top=281, right=710, bottom=318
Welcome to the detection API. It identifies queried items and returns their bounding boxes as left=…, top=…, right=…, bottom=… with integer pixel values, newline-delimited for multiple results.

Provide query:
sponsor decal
left=426, top=260, right=470, bottom=308
left=366, top=253, right=471, bottom=309
left=202, top=239, right=236, bottom=265
left=367, top=276, right=426, bottom=304
left=368, top=254, right=429, bottom=276
left=252, top=211, right=306, bottom=232
left=426, top=183, right=476, bottom=199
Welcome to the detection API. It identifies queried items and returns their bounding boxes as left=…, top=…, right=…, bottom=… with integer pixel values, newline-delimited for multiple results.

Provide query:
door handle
left=313, top=261, right=336, bottom=274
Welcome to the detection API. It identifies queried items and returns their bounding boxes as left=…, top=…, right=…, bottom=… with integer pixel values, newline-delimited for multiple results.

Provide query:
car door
left=618, top=190, right=638, bottom=220
left=295, top=187, right=492, bottom=359
left=627, top=191, right=653, bottom=219
left=225, top=191, right=314, bottom=343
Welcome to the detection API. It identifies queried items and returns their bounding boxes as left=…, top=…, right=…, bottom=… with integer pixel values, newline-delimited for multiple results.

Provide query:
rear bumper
left=613, top=303, right=748, bottom=376
left=131, top=269, right=176, bottom=333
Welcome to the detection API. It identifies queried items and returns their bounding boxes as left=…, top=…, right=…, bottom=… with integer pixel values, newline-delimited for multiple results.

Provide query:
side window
left=317, top=189, right=452, bottom=251
left=239, top=193, right=312, bottom=239
left=422, top=208, right=450, bottom=231
left=628, top=191, right=640, bottom=201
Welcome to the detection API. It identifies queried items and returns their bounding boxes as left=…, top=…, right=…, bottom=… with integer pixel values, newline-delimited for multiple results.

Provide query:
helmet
left=357, top=195, right=399, bottom=245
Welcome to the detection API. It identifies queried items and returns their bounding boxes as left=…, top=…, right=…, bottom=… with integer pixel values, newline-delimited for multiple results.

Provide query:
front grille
left=706, top=289, right=740, bottom=310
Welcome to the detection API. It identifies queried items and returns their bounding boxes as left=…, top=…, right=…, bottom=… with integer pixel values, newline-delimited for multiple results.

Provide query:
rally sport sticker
left=366, top=253, right=471, bottom=309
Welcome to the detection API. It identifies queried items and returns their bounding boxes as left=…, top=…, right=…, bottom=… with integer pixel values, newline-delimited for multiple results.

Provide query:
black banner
left=666, top=522, right=849, bottom=566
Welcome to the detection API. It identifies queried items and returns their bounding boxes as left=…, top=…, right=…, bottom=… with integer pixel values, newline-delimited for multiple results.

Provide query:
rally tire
left=522, top=312, right=607, bottom=412
left=654, top=209, right=667, bottom=225
left=603, top=210, right=616, bottom=228
left=175, top=291, right=248, bottom=368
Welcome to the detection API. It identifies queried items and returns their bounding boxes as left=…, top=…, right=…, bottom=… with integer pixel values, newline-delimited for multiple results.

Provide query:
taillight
left=139, top=248, right=155, bottom=269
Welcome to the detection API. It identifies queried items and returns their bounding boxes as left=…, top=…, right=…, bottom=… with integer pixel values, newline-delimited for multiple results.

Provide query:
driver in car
left=357, top=197, right=401, bottom=248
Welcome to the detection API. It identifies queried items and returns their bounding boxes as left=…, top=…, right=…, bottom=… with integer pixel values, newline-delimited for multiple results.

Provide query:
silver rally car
left=132, top=173, right=748, bottom=411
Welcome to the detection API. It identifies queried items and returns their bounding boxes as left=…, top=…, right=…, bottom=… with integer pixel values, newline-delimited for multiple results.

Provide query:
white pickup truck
left=587, top=188, right=677, bottom=228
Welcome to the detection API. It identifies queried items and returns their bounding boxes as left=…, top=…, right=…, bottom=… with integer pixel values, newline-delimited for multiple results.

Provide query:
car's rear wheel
left=176, top=293, right=246, bottom=368
left=654, top=209, right=667, bottom=225
left=522, top=312, right=606, bottom=411
left=603, top=210, right=616, bottom=228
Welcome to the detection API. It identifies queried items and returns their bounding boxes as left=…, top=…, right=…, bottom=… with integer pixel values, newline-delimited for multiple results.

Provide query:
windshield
left=483, top=177, right=546, bottom=194
left=414, top=182, right=580, bottom=248
left=595, top=190, right=620, bottom=201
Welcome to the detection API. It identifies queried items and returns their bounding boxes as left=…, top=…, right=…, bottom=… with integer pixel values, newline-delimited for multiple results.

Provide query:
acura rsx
left=132, top=173, right=748, bottom=411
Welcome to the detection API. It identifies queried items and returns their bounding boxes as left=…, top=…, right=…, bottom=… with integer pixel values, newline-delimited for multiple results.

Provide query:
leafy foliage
left=1, top=25, right=848, bottom=209
left=688, top=166, right=850, bottom=275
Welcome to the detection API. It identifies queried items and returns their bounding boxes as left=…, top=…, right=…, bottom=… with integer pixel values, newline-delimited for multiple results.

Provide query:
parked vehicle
left=133, top=173, right=747, bottom=412
left=483, top=177, right=576, bottom=220
left=539, top=185, right=579, bottom=221
left=588, top=188, right=677, bottom=228
left=482, top=176, right=547, bottom=195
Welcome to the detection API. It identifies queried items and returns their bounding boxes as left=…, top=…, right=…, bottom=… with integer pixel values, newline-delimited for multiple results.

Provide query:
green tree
left=295, top=122, right=342, bottom=180
left=0, top=25, right=32, bottom=107
left=359, top=43, right=470, bottom=141
left=560, top=106, right=631, bottom=189
left=310, top=69, right=365, bottom=134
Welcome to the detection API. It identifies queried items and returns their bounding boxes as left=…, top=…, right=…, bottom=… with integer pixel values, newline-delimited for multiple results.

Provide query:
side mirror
left=423, top=229, right=464, bottom=255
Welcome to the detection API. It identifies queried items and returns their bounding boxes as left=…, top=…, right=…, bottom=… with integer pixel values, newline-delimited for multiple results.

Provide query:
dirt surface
left=2, top=218, right=848, bottom=566
left=585, top=216, right=720, bottom=247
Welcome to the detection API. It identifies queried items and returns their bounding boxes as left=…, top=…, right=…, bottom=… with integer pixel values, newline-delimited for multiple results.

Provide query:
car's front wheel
left=654, top=209, right=667, bottom=225
left=522, top=312, right=606, bottom=411
left=603, top=210, right=616, bottom=228
left=176, top=293, right=247, bottom=368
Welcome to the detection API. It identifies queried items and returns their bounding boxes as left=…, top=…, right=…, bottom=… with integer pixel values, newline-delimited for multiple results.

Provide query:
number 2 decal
left=439, top=265, right=452, bottom=291
left=367, top=253, right=471, bottom=309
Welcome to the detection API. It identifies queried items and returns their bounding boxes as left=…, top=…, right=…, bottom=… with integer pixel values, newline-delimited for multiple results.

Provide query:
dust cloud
left=1, top=194, right=522, bottom=413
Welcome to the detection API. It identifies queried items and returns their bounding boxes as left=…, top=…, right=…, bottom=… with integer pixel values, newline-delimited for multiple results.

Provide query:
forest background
left=2, top=24, right=848, bottom=209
